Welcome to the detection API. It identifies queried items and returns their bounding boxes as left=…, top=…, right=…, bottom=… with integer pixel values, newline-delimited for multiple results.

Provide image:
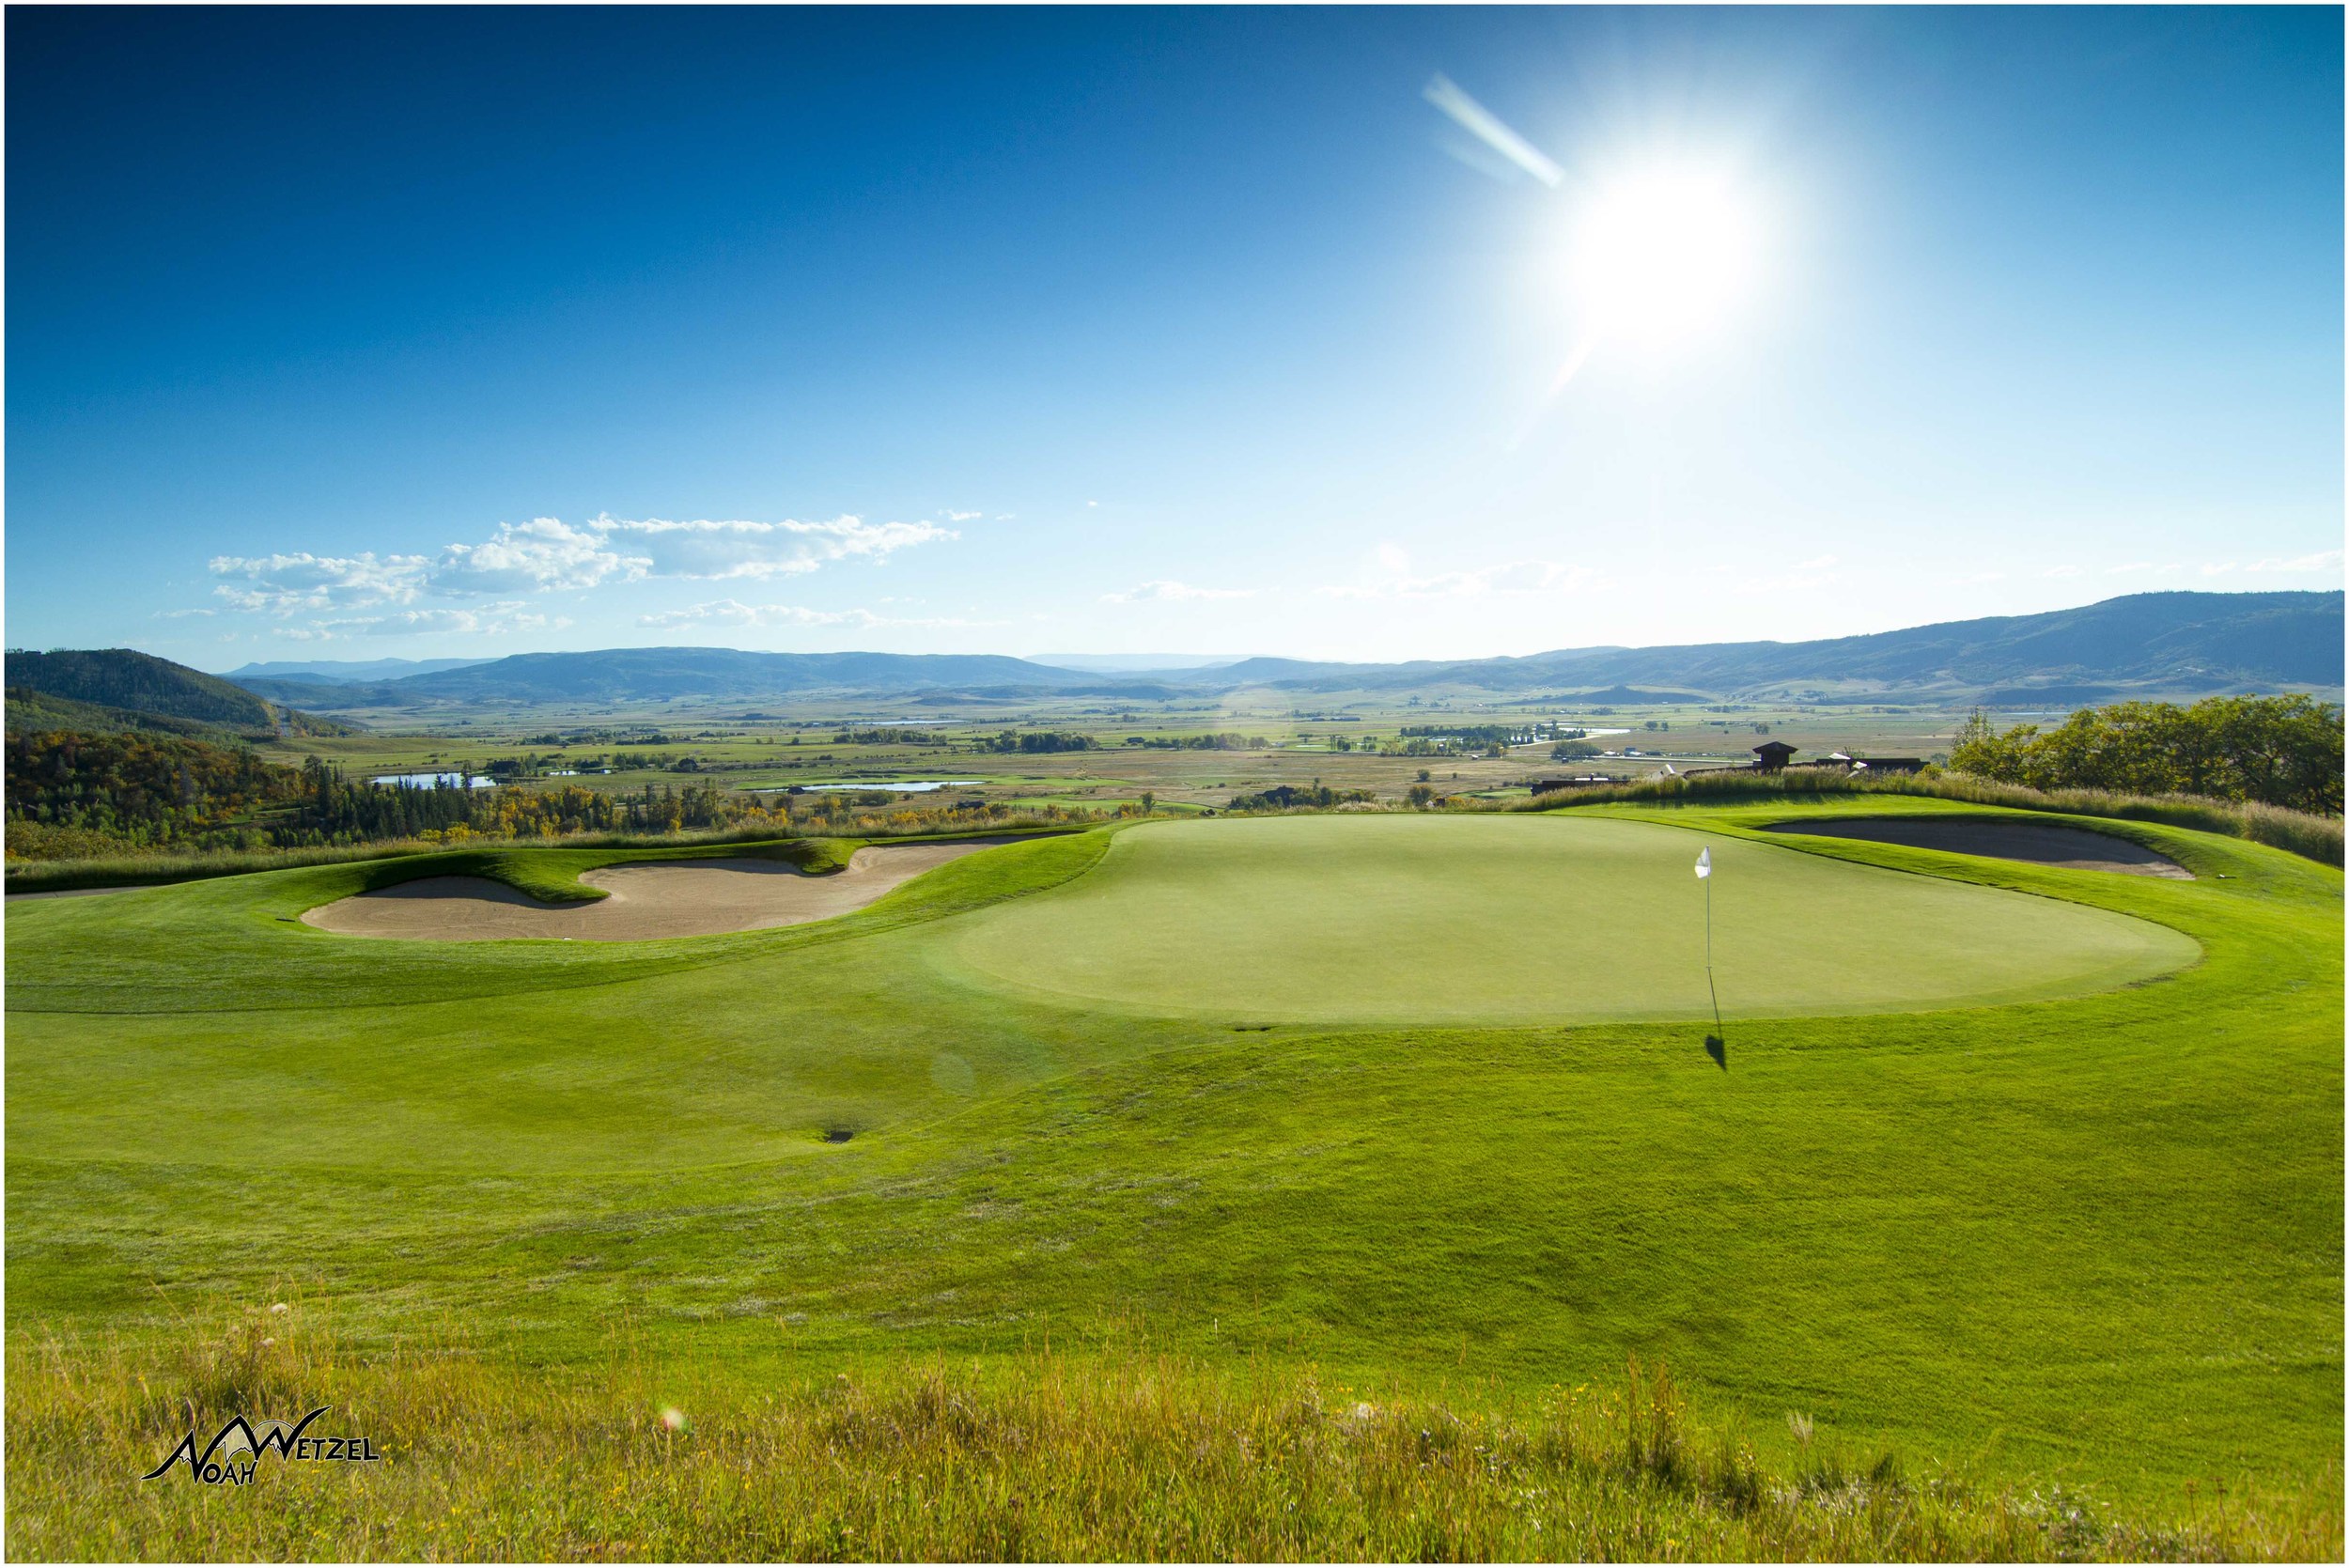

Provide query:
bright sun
left=1567, top=165, right=1760, bottom=354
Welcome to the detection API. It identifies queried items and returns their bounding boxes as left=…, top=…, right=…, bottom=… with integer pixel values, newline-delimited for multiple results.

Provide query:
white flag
left=1695, top=847, right=1712, bottom=879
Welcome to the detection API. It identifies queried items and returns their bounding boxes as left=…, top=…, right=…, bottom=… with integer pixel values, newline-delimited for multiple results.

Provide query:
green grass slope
left=6, top=801, right=2340, bottom=1534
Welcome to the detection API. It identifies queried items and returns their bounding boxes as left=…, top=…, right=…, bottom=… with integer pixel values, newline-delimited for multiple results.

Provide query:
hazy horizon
left=165, top=583, right=2339, bottom=679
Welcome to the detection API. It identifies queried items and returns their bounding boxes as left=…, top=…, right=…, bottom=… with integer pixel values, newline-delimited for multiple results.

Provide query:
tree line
left=1951, top=694, right=2341, bottom=815
left=1227, top=781, right=1375, bottom=812
left=981, top=731, right=1099, bottom=753
left=4, top=729, right=785, bottom=859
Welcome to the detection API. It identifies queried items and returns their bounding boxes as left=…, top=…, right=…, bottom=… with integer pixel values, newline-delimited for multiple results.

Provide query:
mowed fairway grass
left=943, top=814, right=2199, bottom=1023
left=6, top=800, right=2341, bottom=1551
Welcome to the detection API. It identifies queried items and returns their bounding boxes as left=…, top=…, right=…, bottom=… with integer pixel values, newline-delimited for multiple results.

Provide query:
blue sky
left=8, top=6, right=2341, bottom=669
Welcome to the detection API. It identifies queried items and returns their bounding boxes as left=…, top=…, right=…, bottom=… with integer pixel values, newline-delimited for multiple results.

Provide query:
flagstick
left=1704, top=862, right=1724, bottom=1041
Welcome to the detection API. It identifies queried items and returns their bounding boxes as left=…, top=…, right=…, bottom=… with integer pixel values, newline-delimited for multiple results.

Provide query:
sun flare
left=1568, top=164, right=1760, bottom=353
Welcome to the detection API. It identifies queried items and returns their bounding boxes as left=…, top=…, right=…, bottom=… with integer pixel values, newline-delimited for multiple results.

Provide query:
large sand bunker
left=303, top=840, right=1014, bottom=941
left=1761, top=818, right=2192, bottom=878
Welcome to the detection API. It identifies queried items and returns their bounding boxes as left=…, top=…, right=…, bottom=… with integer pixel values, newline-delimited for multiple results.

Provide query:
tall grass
left=10, top=1309, right=2332, bottom=1561
left=10, top=768, right=2333, bottom=1563
left=1504, top=770, right=2346, bottom=865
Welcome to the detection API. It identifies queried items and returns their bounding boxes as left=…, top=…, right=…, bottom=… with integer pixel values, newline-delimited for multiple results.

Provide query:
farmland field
left=6, top=798, right=2341, bottom=1557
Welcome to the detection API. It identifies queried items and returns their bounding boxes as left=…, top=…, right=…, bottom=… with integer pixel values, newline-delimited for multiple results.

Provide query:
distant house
left=1751, top=740, right=1798, bottom=771
left=1531, top=775, right=1617, bottom=794
left=1802, top=750, right=1924, bottom=776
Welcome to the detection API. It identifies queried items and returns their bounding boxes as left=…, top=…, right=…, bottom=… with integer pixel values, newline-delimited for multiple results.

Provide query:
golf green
left=941, top=814, right=2201, bottom=1023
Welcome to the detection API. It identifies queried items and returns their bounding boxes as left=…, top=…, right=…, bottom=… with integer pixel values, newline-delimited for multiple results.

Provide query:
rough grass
left=11, top=1312, right=2333, bottom=1562
left=1508, top=770, right=2346, bottom=864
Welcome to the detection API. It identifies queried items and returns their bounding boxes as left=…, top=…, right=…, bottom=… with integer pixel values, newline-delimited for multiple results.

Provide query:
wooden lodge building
left=1531, top=744, right=1922, bottom=795
left=1744, top=743, right=1923, bottom=776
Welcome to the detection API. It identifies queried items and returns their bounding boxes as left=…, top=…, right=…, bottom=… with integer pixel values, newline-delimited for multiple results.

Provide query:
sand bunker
left=303, top=840, right=1016, bottom=941
left=1761, top=818, right=2192, bottom=878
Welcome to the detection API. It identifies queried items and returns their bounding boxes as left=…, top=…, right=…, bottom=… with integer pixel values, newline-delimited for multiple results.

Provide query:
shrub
left=1950, top=696, right=2342, bottom=815
left=1506, top=770, right=2344, bottom=865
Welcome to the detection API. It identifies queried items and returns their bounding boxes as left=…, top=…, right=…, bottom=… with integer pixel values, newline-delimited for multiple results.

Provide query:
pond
left=748, top=780, right=982, bottom=794
left=369, top=772, right=499, bottom=789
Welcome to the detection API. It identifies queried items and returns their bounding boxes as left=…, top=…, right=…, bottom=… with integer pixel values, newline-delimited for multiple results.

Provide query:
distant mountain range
left=224, top=656, right=494, bottom=684
left=196, top=591, right=2340, bottom=710
left=1188, top=590, right=2346, bottom=699
left=1023, top=652, right=1243, bottom=673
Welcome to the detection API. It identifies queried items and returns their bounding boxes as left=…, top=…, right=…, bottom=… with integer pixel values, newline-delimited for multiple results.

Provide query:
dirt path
left=302, top=840, right=1018, bottom=941
left=1761, top=818, right=2192, bottom=878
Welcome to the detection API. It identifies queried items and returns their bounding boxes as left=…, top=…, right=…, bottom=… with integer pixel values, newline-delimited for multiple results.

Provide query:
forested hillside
left=7, top=648, right=345, bottom=735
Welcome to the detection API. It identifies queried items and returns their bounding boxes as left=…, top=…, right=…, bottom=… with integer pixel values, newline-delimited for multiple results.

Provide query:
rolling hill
left=1199, top=591, right=2345, bottom=698
left=223, top=656, right=493, bottom=684
left=202, top=589, right=2342, bottom=708
left=6, top=648, right=347, bottom=735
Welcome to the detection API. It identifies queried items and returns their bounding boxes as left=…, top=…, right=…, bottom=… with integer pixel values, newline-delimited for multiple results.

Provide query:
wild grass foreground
left=11, top=1313, right=2336, bottom=1562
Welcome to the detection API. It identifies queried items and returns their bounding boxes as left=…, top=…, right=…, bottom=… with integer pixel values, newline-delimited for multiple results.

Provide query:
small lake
left=370, top=772, right=498, bottom=789
left=749, top=780, right=982, bottom=794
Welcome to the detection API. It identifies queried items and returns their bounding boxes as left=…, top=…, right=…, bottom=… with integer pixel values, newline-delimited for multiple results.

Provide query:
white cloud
left=209, top=551, right=432, bottom=615
left=1735, top=554, right=1840, bottom=595
left=943, top=509, right=982, bottom=522
left=433, top=518, right=638, bottom=596
left=2043, top=565, right=2083, bottom=579
left=638, top=599, right=856, bottom=629
left=203, top=512, right=958, bottom=622
left=278, top=602, right=570, bottom=640
left=153, top=607, right=217, bottom=619
left=586, top=514, right=954, bottom=582
left=1100, top=580, right=1256, bottom=603
left=1318, top=547, right=1597, bottom=600
left=636, top=599, right=1005, bottom=630
left=2104, top=561, right=2184, bottom=576
left=1950, top=571, right=2005, bottom=586
left=2245, top=549, right=2343, bottom=574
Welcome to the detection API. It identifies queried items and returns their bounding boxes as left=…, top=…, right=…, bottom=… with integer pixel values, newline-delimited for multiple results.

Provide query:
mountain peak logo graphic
left=143, top=1407, right=381, bottom=1484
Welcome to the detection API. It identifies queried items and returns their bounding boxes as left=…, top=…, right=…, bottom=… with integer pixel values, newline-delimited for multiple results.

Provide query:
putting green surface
left=942, top=814, right=2200, bottom=1023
